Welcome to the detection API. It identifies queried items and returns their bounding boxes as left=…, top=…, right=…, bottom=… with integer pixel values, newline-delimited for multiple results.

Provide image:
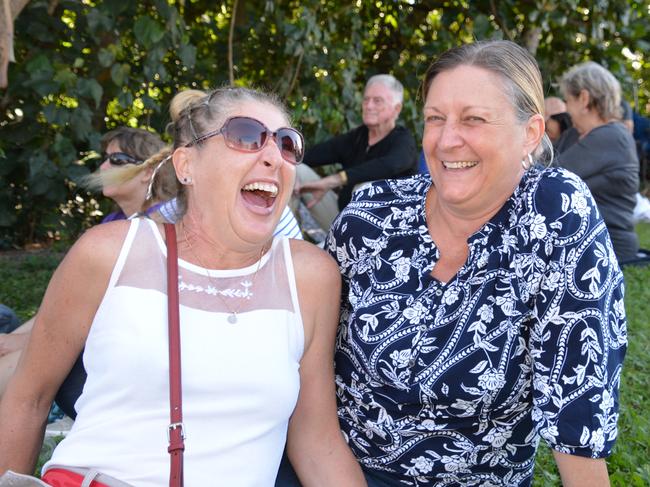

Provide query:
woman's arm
left=0, top=222, right=127, bottom=474
left=553, top=451, right=610, bottom=486
left=528, top=173, right=625, bottom=484
left=287, top=240, right=366, bottom=487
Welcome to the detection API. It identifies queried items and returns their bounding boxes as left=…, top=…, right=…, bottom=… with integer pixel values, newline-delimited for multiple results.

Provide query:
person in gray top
left=555, top=61, right=640, bottom=262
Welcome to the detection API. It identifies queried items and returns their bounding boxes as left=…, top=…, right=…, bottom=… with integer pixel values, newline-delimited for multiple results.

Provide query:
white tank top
left=44, top=218, right=304, bottom=486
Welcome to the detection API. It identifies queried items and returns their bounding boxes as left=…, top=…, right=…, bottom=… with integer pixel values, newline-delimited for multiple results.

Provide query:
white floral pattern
left=327, top=167, right=627, bottom=486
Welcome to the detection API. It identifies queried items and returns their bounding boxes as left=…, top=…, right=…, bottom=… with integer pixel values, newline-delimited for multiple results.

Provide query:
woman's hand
left=296, top=174, right=343, bottom=208
left=0, top=333, right=28, bottom=358
left=0, top=319, right=35, bottom=358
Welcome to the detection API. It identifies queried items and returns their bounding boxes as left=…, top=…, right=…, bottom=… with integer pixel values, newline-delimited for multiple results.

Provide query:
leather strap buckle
left=167, top=422, right=186, bottom=442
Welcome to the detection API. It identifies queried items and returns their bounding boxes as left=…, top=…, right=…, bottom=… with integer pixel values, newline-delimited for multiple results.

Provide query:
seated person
left=0, top=127, right=303, bottom=411
left=633, top=109, right=650, bottom=171
left=544, top=96, right=571, bottom=144
left=417, top=150, right=428, bottom=174
left=295, top=74, right=418, bottom=230
left=555, top=61, right=640, bottom=263
left=0, top=127, right=168, bottom=404
left=620, top=98, right=634, bottom=133
left=0, top=305, right=19, bottom=335
left=0, top=86, right=364, bottom=487
left=544, top=96, right=574, bottom=145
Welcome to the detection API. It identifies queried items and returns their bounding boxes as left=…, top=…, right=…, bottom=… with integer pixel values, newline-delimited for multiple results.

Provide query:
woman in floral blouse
left=327, top=41, right=626, bottom=486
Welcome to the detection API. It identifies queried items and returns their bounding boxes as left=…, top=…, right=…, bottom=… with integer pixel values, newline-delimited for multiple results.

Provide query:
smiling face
left=423, top=65, right=541, bottom=217
left=362, top=82, right=401, bottom=130
left=176, top=100, right=297, bottom=247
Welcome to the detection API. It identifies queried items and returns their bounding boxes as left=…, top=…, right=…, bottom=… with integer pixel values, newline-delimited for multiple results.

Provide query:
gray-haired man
left=295, top=74, right=418, bottom=230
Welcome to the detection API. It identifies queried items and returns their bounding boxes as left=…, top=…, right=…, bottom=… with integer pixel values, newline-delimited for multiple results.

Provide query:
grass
left=1, top=225, right=649, bottom=483
left=0, top=252, right=62, bottom=322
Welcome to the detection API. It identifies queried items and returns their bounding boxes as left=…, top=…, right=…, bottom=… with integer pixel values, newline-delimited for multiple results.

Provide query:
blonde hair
left=145, top=86, right=291, bottom=217
left=560, top=61, right=622, bottom=120
left=422, top=40, right=553, bottom=165
left=82, top=128, right=176, bottom=210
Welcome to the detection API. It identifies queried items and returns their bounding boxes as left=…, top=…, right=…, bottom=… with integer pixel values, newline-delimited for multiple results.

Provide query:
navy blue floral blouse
left=327, top=166, right=627, bottom=486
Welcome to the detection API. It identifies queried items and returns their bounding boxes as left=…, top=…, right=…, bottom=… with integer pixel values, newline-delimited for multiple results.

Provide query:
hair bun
left=169, top=89, right=207, bottom=122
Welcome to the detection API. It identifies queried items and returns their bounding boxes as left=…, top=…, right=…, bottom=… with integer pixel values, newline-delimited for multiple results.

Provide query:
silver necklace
left=181, top=223, right=265, bottom=324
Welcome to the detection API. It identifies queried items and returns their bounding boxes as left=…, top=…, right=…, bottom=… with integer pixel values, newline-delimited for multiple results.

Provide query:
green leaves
left=53, top=68, right=77, bottom=88
left=110, top=63, right=131, bottom=86
left=97, top=48, right=116, bottom=68
left=86, top=8, right=113, bottom=33
left=178, top=43, right=197, bottom=69
left=28, top=153, right=59, bottom=196
left=2, top=0, right=650, bottom=249
left=70, top=103, right=94, bottom=142
left=77, top=79, right=103, bottom=109
left=25, top=54, right=53, bottom=77
left=134, top=16, right=165, bottom=48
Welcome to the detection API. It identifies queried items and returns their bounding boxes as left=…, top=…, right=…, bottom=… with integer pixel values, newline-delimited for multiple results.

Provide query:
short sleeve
left=528, top=171, right=627, bottom=458
left=326, top=208, right=352, bottom=298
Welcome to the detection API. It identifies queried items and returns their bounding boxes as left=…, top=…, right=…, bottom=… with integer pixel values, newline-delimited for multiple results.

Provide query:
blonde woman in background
left=0, top=127, right=172, bottom=408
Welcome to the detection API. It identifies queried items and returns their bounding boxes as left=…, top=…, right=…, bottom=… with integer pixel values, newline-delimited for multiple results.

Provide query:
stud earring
left=521, top=154, right=534, bottom=170
left=182, top=177, right=192, bottom=185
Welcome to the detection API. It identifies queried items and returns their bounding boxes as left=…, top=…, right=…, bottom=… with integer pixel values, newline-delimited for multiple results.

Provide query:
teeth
left=242, top=182, right=278, bottom=196
left=442, top=161, right=478, bottom=169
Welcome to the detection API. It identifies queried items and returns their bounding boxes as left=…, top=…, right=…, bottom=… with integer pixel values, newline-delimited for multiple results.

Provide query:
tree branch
left=284, top=48, right=304, bottom=100
left=228, top=0, right=239, bottom=85
left=0, top=0, right=30, bottom=88
left=489, top=0, right=513, bottom=41
left=46, top=0, right=58, bottom=15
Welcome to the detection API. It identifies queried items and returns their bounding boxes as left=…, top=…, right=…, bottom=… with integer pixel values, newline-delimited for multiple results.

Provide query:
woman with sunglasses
left=0, top=127, right=172, bottom=408
left=95, top=127, right=173, bottom=221
left=0, top=87, right=365, bottom=487
left=0, top=126, right=303, bottom=412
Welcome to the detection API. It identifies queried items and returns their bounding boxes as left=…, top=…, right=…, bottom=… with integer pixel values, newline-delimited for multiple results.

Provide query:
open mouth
left=241, top=181, right=279, bottom=209
left=442, top=160, right=479, bottom=169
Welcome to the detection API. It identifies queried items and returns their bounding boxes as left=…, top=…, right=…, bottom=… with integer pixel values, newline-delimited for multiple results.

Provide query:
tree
left=1, top=0, right=648, bottom=247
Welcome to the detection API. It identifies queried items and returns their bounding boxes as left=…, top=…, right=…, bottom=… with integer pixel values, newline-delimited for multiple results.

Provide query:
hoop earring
left=145, top=154, right=172, bottom=201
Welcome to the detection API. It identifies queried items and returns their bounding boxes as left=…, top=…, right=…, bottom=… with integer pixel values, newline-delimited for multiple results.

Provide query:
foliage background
left=1, top=0, right=649, bottom=246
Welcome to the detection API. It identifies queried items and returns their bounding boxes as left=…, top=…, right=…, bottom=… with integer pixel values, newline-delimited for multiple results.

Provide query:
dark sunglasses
left=186, top=116, right=304, bottom=165
left=104, top=152, right=144, bottom=166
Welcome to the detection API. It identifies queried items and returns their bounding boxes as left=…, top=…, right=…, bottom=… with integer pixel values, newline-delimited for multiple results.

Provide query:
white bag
left=0, top=471, right=49, bottom=486
left=633, top=193, right=650, bottom=223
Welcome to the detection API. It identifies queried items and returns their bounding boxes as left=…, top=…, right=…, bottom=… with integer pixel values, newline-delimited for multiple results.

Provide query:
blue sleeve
left=528, top=171, right=627, bottom=458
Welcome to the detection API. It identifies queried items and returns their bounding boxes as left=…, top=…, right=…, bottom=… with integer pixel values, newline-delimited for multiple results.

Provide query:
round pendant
left=227, top=314, right=238, bottom=324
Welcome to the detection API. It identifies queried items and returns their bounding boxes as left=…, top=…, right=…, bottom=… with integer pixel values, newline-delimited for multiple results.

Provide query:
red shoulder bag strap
left=164, top=223, right=184, bottom=487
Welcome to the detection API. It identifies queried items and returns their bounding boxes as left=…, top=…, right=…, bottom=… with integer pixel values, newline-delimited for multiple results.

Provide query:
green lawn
left=1, top=224, right=649, bottom=484
left=0, top=252, right=61, bottom=322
